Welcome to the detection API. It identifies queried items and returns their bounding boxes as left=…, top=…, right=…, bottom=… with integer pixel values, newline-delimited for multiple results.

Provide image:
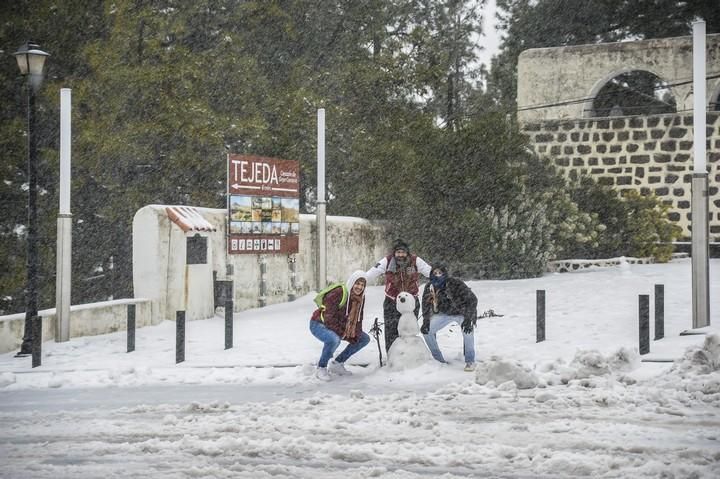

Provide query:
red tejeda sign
left=226, top=155, right=300, bottom=254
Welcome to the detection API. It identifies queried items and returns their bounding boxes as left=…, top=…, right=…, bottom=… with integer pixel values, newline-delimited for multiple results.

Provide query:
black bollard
left=536, top=290, right=546, bottom=343
left=176, top=310, right=185, bottom=364
left=654, top=284, right=664, bottom=341
left=127, top=304, right=136, bottom=353
left=31, top=315, right=42, bottom=368
left=224, top=299, right=233, bottom=350
left=639, top=294, right=650, bottom=355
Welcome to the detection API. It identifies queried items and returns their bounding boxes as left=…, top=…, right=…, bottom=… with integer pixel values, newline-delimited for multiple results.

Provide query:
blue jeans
left=422, top=313, right=475, bottom=364
left=309, top=320, right=370, bottom=368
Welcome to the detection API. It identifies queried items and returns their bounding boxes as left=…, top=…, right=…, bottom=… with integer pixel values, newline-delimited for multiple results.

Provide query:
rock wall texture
left=517, top=33, right=720, bottom=240
left=523, top=113, right=720, bottom=240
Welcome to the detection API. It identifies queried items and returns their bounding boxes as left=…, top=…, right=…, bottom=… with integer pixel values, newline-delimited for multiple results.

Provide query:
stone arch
left=583, top=68, right=677, bottom=118
left=517, top=34, right=720, bottom=122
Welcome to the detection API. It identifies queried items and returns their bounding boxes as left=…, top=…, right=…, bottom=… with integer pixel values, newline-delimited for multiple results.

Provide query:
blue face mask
left=430, top=274, right=446, bottom=289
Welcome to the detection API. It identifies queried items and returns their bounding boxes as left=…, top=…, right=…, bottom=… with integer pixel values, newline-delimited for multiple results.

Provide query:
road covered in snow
left=1, top=258, right=719, bottom=477
left=2, top=354, right=719, bottom=478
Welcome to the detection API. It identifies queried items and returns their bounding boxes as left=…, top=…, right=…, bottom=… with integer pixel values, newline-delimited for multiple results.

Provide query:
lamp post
left=691, top=22, right=710, bottom=329
left=13, top=41, right=49, bottom=357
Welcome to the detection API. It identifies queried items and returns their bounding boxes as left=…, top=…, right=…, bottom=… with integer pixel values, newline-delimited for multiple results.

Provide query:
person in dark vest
left=420, top=263, right=478, bottom=371
left=310, top=270, right=370, bottom=381
left=366, top=239, right=432, bottom=354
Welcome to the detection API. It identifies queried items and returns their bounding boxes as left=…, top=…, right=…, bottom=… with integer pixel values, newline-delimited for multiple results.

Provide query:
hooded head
left=345, top=270, right=367, bottom=296
left=429, top=263, right=448, bottom=289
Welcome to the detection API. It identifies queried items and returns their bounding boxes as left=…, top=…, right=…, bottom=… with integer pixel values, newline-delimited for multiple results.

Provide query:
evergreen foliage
left=0, top=0, right=487, bottom=313
left=394, top=122, right=604, bottom=279
left=570, top=179, right=682, bottom=262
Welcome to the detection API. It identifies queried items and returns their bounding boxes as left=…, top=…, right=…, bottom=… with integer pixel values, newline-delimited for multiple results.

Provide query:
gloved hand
left=420, top=320, right=430, bottom=335
left=461, top=318, right=475, bottom=334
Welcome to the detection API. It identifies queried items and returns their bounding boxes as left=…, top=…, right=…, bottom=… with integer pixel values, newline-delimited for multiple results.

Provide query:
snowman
left=387, top=291, right=431, bottom=369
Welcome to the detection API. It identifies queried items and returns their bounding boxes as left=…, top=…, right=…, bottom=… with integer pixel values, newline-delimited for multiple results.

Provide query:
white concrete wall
left=133, top=206, right=215, bottom=323
left=517, top=34, right=720, bottom=122
left=133, top=206, right=391, bottom=322
left=0, top=298, right=152, bottom=354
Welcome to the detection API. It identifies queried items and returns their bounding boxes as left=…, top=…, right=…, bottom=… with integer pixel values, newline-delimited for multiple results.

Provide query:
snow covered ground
left=1, top=257, right=719, bottom=478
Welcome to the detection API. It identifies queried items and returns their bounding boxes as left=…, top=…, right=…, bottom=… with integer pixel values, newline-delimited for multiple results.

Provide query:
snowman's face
left=395, top=292, right=415, bottom=314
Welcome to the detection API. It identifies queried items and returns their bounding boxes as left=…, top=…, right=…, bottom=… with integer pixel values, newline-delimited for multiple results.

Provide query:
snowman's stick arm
left=370, top=317, right=384, bottom=367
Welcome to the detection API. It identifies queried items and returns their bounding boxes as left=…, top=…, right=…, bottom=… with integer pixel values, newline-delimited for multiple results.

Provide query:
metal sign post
left=317, top=108, right=327, bottom=290
left=691, top=21, right=710, bottom=329
left=55, top=88, right=72, bottom=342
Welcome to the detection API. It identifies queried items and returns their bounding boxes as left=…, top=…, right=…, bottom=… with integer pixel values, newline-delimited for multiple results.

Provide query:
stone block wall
left=523, top=112, right=720, bottom=240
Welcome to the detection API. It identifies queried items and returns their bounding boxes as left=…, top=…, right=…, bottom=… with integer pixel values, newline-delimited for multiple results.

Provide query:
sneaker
left=464, top=362, right=476, bottom=372
left=315, top=367, right=331, bottom=381
left=328, top=360, right=352, bottom=376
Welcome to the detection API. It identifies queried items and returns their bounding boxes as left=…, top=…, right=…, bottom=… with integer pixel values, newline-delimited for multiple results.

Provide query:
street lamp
left=13, top=41, right=49, bottom=357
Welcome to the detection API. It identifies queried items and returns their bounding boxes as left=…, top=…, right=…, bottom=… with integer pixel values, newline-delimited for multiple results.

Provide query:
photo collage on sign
left=229, top=195, right=300, bottom=239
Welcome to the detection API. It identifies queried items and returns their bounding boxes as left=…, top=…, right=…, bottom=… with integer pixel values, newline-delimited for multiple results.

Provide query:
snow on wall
left=132, top=205, right=391, bottom=323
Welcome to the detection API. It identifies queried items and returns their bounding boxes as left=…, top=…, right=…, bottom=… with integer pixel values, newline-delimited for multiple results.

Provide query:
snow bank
left=475, top=347, right=641, bottom=390
left=0, top=372, right=15, bottom=388
left=474, top=356, right=539, bottom=389
left=672, top=333, right=720, bottom=375
left=654, top=334, right=720, bottom=399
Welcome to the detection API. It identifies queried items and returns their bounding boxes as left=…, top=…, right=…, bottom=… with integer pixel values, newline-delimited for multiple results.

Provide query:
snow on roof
left=165, top=206, right=216, bottom=233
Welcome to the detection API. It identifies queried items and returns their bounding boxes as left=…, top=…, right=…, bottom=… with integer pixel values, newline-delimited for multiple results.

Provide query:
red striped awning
left=165, top=206, right=216, bottom=233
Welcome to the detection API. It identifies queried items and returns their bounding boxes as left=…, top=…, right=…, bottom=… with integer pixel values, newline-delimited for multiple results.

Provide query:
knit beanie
left=393, top=238, right=410, bottom=254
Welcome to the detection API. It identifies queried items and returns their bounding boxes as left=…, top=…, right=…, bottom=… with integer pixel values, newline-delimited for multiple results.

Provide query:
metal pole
left=639, top=295, right=650, bottom=355
left=691, top=21, right=710, bottom=329
left=176, top=310, right=185, bottom=363
left=127, top=304, right=135, bottom=353
left=693, top=21, right=707, bottom=176
left=258, top=254, right=267, bottom=307
left=17, top=79, right=39, bottom=356
left=224, top=298, right=233, bottom=350
left=288, top=254, right=297, bottom=301
left=654, top=284, right=664, bottom=340
left=31, top=316, right=42, bottom=368
left=536, top=290, right=546, bottom=343
left=55, top=88, right=72, bottom=342
left=316, top=108, right=327, bottom=290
